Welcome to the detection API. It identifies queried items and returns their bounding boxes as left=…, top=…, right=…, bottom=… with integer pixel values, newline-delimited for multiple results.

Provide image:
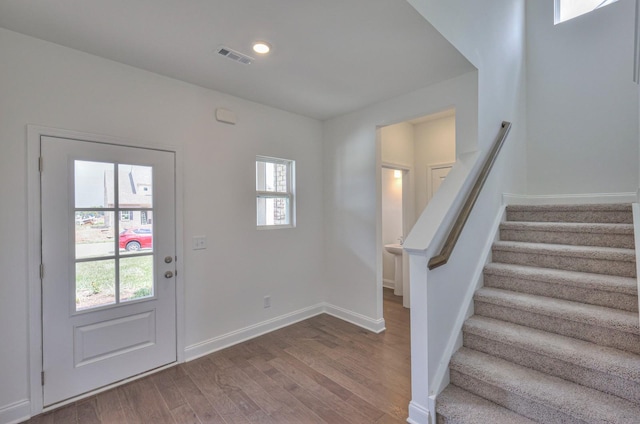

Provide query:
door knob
left=164, top=256, right=173, bottom=264
left=164, top=271, right=174, bottom=279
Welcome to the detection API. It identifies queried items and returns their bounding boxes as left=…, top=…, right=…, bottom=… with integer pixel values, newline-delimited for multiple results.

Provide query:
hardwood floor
left=24, top=289, right=410, bottom=423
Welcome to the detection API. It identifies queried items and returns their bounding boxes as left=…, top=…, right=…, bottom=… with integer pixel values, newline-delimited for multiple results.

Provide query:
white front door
left=41, top=136, right=176, bottom=406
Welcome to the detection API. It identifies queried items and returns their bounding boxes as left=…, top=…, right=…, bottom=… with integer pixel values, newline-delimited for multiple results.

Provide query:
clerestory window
left=555, top=0, right=619, bottom=24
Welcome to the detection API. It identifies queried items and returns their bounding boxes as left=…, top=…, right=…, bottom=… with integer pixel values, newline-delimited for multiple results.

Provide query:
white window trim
left=256, top=155, right=296, bottom=229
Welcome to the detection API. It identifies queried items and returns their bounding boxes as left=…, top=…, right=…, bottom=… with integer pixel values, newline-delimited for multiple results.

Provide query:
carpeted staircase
left=436, top=203, right=640, bottom=423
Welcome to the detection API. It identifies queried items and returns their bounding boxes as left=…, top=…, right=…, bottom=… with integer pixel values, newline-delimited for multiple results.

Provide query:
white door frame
left=427, top=161, right=455, bottom=202
left=27, top=125, right=185, bottom=415
left=380, top=161, right=415, bottom=309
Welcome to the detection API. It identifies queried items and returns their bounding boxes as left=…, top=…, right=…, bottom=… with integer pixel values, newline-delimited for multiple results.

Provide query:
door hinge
left=41, top=371, right=45, bottom=386
left=40, top=264, right=44, bottom=280
left=39, top=156, right=43, bottom=172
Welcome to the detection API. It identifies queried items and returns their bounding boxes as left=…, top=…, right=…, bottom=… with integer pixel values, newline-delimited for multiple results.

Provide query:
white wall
left=408, top=0, right=527, bottom=173
left=380, top=122, right=415, bottom=286
left=381, top=168, right=403, bottom=283
left=403, top=1, right=527, bottom=422
left=526, top=0, right=639, bottom=194
left=0, top=28, right=325, bottom=419
left=381, top=121, right=415, bottom=166
left=414, top=115, right=456, bottom=215
left=323, top=70, right=479, bottom=326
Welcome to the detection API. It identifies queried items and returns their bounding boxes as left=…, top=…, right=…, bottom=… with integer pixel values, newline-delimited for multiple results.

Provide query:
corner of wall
left=323, top=303, right=386, bottom=333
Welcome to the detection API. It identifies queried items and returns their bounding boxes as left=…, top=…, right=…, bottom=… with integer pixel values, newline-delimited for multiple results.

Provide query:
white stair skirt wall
left=428, top=206, right=506, bottom=398
left=404, top=150, right=484, bottom=424
left=632, top=204, right=640, bottom=316
left=406, top=200, right=504, bottom=424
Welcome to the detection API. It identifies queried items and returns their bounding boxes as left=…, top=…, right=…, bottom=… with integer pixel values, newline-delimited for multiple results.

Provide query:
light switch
left=192, top=236, right=207, bottom=250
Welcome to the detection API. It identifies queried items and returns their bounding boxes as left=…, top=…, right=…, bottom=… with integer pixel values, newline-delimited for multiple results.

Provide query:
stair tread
left=506, top=203, right=632, bottom=213
left=464, top=315, right=640, bottom=382
left=493, top=240, right=635, bottom=260
left=474, top=287, right=640, bottom=334
left=484, top=263, right=638, bottom=295
left=437, top=385, right=536, bottom=424
left=501, top=221, right=634, bottom=234
left=451, top=347, right=640, bottom=423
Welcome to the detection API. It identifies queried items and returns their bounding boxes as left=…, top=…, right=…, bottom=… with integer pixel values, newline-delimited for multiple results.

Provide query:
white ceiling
left=0, top=0, right=474, bottom=120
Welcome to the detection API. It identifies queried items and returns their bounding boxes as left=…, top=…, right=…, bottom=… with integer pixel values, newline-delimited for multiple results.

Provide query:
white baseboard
left=184, top=302, right=385, bottom=361
left=503, top=192, right=637, bottom=205
left=184, top=304, right=325, bottom=361
left=0, top=400, right=30, bottom=424
left=407, top=400, right=430, bottom=424
left=323, top=303, right=386, bottom=333
left=383, top=278, right=396, bottom=289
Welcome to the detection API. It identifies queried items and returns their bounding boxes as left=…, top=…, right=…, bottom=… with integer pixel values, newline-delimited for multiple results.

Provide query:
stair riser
left=463, top=332, right=640, bottom=405
left=492, top=249, right=636, bottom=278
left=449, top=370, right=585, bottom=424
left=436, top=415, right=467, bottom=424
left=500, top=228, right=634, bottom=249
left=474, top=301, right=640, bottom=355
left=506, top=210, right=632, bottom=224
left=483, top=273, right=638, bottom=312
left=436, top=385, right=538, bottom=424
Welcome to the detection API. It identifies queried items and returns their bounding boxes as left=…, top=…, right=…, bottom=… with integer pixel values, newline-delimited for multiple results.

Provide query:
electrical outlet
left=263, top=295, right=271, bottom=308
left=192, top=236, right=207, bottom=250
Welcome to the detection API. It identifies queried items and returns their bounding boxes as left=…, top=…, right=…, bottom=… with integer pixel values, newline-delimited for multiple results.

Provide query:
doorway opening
left=378, top=108, right=456, bottom=311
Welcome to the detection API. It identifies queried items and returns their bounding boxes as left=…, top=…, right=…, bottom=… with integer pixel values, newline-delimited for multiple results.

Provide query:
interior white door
left=428, top=164, right=453, bottom=202
left=41, top=136, right=176, bottom=406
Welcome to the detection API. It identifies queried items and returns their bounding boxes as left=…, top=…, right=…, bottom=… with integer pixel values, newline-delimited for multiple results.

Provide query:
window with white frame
left=555, top=0, right=619, bottom=24
left=256, top=156, right=295, bottom=228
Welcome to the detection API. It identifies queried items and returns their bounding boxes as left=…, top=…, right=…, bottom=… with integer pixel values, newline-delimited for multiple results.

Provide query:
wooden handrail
left=428, top=121, right=512, bottom=270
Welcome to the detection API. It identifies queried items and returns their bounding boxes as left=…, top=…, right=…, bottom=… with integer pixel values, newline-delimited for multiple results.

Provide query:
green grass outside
left=76, top=255, right=153, bottom=310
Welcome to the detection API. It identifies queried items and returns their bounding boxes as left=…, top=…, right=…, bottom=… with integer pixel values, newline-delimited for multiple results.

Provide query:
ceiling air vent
left=216, top=46, right=253, bottom=65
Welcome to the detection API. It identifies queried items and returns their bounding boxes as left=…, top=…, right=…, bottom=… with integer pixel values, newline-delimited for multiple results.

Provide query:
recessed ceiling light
left=252, top=41, right=271, bottom=55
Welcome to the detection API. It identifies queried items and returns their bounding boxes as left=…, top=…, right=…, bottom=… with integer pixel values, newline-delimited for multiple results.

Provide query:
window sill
left=256, top=224, right=295, bottom=230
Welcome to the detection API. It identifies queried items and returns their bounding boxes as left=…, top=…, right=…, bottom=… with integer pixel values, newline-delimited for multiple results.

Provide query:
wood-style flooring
left=24, top=289, right=410, bottom=423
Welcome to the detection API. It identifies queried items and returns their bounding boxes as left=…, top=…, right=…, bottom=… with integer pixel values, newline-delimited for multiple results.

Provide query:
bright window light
left=256, top=156, right=295, bottom=228
left=555, top=0, right=619, bottom=24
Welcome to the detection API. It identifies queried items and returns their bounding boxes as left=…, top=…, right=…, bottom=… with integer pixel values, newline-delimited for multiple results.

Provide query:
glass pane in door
left=75, top=259, right=116, bottom=311
left=120, top=256, right=154, bottom=302
left=75, top=161, right=114, bottom=208
left=119, top=211, right=153, bottom=254
left=75, top=211, right=115, bottom=260
left=118, top=164, right=153, bottom=209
